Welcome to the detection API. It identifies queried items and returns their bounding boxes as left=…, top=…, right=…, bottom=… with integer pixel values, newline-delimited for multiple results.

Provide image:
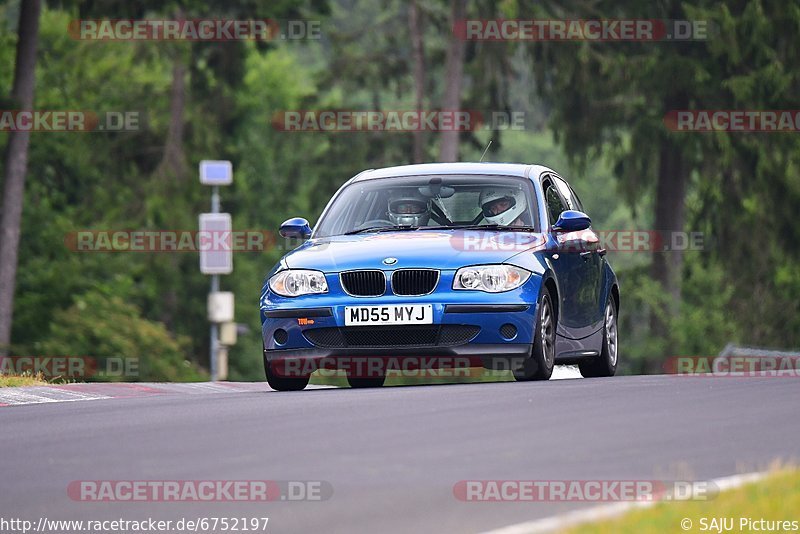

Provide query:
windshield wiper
left=344, top=225, right=419, bottom=235
left=344, top=224, right=538, bottom=235
left=424, top=224, right=539, bottom=232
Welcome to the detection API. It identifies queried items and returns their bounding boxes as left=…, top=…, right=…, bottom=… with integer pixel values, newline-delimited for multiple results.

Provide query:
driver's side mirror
left=552, top=210, right=591, bottom=232
left=279, top=217, right=312, bottom=239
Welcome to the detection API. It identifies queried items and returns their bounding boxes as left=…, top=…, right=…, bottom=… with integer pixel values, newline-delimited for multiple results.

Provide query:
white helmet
left=479, top=188, right=526, bottom=226
left=388, top=192, right=431, bottom=226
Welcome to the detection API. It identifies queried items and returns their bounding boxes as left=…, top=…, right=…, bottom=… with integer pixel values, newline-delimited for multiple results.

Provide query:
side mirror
left=552, top=210, right=591, bottom=232
left=279, top=217, right=312, bottom=239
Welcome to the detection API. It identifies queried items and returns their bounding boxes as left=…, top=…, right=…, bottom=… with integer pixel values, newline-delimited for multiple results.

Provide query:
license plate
left=344, top=304, right=433, bottom=326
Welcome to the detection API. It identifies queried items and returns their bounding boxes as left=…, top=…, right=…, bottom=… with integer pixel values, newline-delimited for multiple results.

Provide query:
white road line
left=480, top=471, right=770, bottom=534
left=155, top=382, right=244, bottom=393
left=0, top=381, right=337, bottom=406
left=0, top=388, right=111, bottom=406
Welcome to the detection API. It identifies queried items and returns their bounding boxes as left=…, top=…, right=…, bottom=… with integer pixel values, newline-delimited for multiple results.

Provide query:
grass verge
left=564, top=469, right=800, bottom=534
left=0, top=372, right=49, bottom=387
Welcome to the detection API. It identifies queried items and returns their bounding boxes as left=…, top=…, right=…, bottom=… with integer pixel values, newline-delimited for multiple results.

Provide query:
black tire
left=513, top=291, right=556, bottom=381
left=264, top=347, right=309, bottom=391
left=346, top=374, right=386, bottom=388
left=579, top=296, right=618, bottom=378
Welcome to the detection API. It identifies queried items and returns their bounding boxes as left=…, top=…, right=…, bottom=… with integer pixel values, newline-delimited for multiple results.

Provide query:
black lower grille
left=273, top=329, right=289, bottom=345
left=500, top=323, right=518, bottom=340
left=303, top=325, right=480, bottom=348
left=343, top=326, right=439, bottom=347
left=340, top=270, right=385, bottom=296
left=438, top=325, right=481, bottom=345
left=301, top=328, right=344, bottom=348
left=392, top=269, right=439, bottom=296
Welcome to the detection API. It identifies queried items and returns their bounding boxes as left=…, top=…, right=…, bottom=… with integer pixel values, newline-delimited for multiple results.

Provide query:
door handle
left=579, top=251, right=592, bottom=260
left=598, top=248, right=607, bottom=257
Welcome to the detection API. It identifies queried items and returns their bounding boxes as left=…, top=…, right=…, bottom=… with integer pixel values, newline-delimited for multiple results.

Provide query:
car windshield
left=313, top=174, right=539, bottom=238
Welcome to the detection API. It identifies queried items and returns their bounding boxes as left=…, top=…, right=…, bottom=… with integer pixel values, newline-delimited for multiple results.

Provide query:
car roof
left=350, top=162, right=557, bottom=183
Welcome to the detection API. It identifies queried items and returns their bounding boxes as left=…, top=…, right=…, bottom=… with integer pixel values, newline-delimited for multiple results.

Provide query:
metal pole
left=211, top=185, right=220, bottom=212
left=210, top=274, right=219, bottom=381
left=210, top=185, right=220, bottom=381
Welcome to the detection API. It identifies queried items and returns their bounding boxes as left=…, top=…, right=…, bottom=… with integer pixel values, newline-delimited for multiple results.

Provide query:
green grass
left=0, top=372, right=49, bottom=387
left=563, top=469, right=800, bottom=534
left=309, top=367, right=515, bottom=387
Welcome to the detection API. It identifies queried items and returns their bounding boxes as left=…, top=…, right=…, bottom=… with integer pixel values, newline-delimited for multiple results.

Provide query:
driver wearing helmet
left=387, top=192, right=431, bottom=226
left=479, top=188, right=528, bottom=226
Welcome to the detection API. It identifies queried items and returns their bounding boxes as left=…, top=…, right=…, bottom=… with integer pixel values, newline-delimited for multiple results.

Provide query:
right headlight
left=452, top=264, right=531, bottom=293
left=269, top=269, right=328, bottom=297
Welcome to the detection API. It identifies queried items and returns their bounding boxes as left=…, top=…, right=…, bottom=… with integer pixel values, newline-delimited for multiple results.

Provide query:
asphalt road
left=1, top=375, right=798, bottom=534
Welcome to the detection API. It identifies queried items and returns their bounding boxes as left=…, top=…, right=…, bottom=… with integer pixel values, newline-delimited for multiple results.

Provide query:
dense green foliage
left=40, top=289, right=204, bottom=381
left=0, top=0, right=797, bottom=381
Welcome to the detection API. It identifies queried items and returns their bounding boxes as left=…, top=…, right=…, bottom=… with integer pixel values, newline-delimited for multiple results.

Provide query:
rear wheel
left=346, top=374, right=386, bottom=388
left=513, top=291, right=555, bottom=381
left=579, top=297, right=618, bottom=378
left=264, top=347, right=310, bottom=391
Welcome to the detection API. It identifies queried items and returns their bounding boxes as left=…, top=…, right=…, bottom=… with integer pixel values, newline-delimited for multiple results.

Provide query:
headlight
left=269, top=269, right=328, bottom=297
left=453, top=265, right=531, bottom=293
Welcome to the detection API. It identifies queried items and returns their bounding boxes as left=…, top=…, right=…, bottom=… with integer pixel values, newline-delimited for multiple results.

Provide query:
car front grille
left=340, top=270, right=385, bottom=296
left=437, top=324, right=482, bottom=345
left=301, top=327, right=345, bottom=348
left=391, top=269, right=439, bottom=296
left=303, top=325, right=480, bottom=348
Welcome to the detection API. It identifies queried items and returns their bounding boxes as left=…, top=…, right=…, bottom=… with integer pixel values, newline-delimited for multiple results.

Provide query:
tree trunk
left=155, top=51, right=190, bottom=330
left=155, top=53, right=189, bottom=181
left=408, top=0, right=426, bottom=163
left=438, top=0, right=466, bottom=162
left=648, top=131, right=687, bottom=369
left=0, top=0, right=42, bottom=355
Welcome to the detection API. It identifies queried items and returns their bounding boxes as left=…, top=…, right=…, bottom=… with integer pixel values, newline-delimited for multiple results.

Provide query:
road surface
left=1, top=375, right=798, bottom=533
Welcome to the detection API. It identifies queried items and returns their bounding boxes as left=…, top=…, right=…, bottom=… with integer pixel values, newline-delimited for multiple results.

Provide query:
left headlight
left=269, top=269, right=328, bottom=297
left=453, top=264, right=531, bottom=293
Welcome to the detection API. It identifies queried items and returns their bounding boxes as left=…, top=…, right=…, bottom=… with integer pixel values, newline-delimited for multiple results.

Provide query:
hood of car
left=283, top=230, right=546, bottom=272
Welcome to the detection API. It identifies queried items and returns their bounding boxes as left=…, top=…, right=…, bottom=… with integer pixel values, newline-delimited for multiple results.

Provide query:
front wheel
left=579, top=297, right=618, bottom=378
left=513, top=292, right=556, bottom=381
left=264, top=347, right=310, bottom=391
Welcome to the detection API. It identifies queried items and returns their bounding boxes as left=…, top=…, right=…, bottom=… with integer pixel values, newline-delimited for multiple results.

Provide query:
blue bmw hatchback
left=260, top=163, right=619, bottom=390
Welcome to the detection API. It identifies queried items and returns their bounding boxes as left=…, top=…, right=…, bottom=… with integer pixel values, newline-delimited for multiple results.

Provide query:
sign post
left=199, top=160, right=233, bottom=381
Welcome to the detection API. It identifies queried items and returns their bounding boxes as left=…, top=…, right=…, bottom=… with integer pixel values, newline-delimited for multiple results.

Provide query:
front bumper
left=262, top=302, right=536, bottom=365
left=263, top=343, right=532, bottom=379
left=264, top=341, right=532, bottom=361
left=261, top=270, right=541, bottom=365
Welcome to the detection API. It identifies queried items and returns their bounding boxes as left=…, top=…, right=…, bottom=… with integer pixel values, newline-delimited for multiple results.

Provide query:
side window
left=569, top=186, right=585, bottom=212
left=553, top=176, right=581, bottom=211
left=542, top=178, right=567, bottom=226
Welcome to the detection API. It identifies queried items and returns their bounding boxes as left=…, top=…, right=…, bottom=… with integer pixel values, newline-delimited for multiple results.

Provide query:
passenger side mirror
left=552, top=210, right=591, bottom=232
left=279, top=217, right=312, bottom=239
